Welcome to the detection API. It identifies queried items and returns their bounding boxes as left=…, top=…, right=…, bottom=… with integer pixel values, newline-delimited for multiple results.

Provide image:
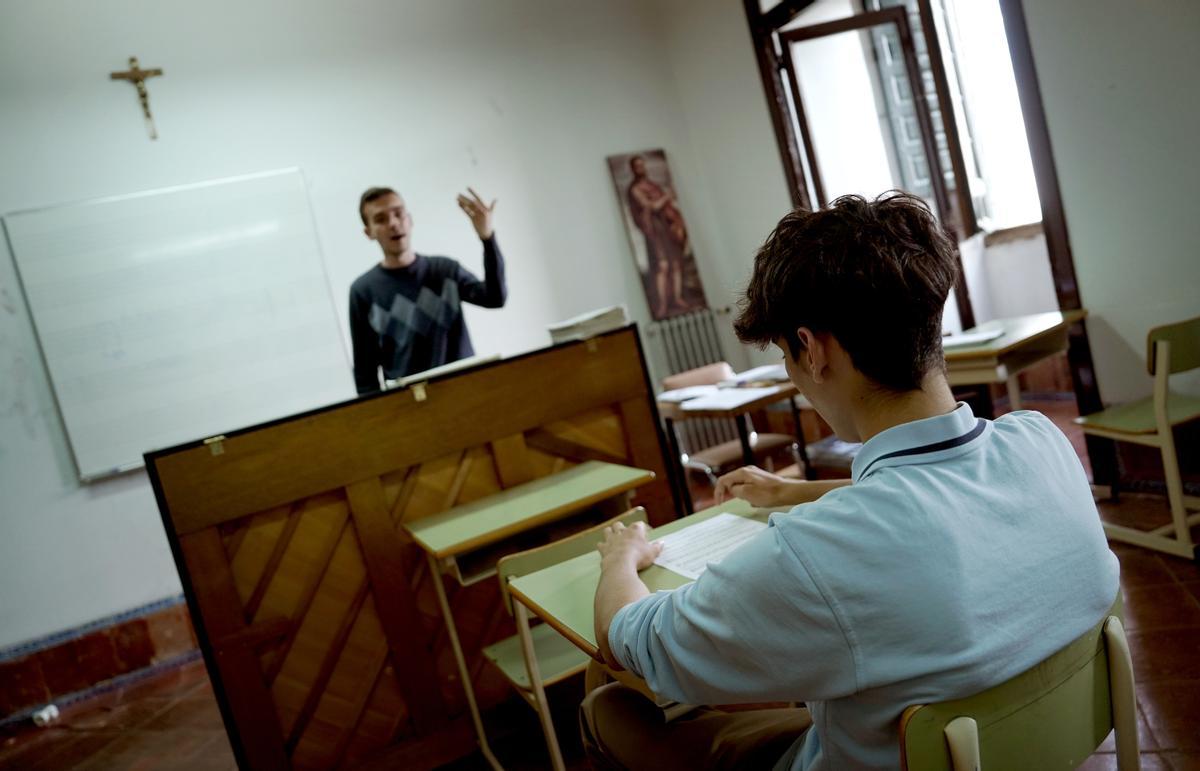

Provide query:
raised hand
left=456, top=187, right=497, bottom=240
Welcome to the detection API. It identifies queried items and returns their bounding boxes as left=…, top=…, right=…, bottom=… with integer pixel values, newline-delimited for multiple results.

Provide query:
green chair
left=900, top=598, right=1138, bottom=771
left=482, top=507, right=649, bottom=771
left=1075, top=316, right=1200, bottom=559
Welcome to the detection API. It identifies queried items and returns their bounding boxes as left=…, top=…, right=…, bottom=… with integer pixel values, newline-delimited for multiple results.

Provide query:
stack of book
left=547, top=305, right=629, bottom=344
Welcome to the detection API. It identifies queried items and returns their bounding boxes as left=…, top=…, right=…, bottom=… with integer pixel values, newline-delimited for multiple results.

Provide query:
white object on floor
left=652, top=513, right=767, bottom=580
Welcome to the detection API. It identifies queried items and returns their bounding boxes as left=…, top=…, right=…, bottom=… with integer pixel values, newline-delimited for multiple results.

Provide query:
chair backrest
left=1147, top=315, right=1200, bottom=376
left=900, top=598, right=1135, bottom=771
left=496, top=507, right=649, bottom=615
left=662, top=362, right=736, bottom=390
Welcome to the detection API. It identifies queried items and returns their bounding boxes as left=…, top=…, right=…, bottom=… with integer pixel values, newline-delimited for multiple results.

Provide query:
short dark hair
left=359, top=186, right=398, bottom=225
left=734, top=191, right=958, bottom=392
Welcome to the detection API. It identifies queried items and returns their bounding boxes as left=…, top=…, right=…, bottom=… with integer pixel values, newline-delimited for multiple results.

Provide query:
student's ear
left=796, top=327, right=828, bottom=385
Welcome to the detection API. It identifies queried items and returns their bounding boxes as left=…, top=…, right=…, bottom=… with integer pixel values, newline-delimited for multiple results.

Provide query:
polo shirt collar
left=851, top=402, right=990, bottom=482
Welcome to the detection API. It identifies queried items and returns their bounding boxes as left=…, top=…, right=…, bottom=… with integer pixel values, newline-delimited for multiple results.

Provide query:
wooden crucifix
left=110, top=56, right=164, bottom=140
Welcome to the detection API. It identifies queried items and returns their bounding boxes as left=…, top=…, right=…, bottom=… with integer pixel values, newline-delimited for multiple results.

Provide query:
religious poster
left=607, top=149, right=709, bottom=320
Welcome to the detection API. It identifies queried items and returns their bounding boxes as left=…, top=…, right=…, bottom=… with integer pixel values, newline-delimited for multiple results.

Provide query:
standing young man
left=349, top=187, right=507, bottom=394
left=584, top=193, right=1118, bottom=770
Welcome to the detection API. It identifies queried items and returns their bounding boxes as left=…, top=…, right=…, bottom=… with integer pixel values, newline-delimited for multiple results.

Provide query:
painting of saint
left=608, top=149, right=709, bottom=320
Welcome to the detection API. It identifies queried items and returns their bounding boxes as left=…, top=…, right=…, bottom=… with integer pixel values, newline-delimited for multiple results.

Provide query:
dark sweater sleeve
left=349, top=287, right=381, bottom=394
left=454, top=235, right=507, bottom=308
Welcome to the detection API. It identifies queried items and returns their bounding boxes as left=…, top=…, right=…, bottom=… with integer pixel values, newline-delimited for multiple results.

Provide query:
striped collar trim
left=851, top=403, right=989, bottom=482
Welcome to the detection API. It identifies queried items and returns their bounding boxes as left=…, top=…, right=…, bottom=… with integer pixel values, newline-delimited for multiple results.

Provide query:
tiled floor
left=2, top=400, right=1197, bottom=770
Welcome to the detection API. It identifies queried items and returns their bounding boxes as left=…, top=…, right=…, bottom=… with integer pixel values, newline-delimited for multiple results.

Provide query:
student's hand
left=714, top=465, right=793, bottom=507
left=597, top=520, right=663, bottom=572
left=457, top=188, right=496, bottom=240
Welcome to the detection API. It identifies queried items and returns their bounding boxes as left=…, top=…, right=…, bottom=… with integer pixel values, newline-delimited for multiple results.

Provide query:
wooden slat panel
left=618, top=396, right=677, bottom=526
left=542, top=408, right=628, bottom=458
left=490, top=433, right=534, bottom=488
left=263, top=513, right=351, bottom=684
left=285, top=580, right=369, bottom=753
left=403, top=452, right=467, bottom=523
left=251, top=495, right=349, bottom=625
left=336, top=656, right=411, bottom=769
left=345, top=478, right=448, bottom=734
left=180, top=529, right=289, bottom=770
left=292, top=596, right=391, bottom=769
left=526, top=427, right=627, bottom=466
left=272, top=523, right=367, bottom=735
left=244, top=501, right=304, bottom=620
left=229, top=506, right=291, bottom=607
left=455, top=446, right=504, bottom=508
left=156, top=329, right=650, bottom=532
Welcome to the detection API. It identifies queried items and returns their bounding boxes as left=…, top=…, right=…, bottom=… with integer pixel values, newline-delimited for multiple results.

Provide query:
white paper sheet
left=680, top=387, right=778, bottom=411
left=652, top=513, right=767, bottom=580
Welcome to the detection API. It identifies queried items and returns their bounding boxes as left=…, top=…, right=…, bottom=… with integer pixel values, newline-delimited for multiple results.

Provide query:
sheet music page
left=652, top=513, right=767, bottom=580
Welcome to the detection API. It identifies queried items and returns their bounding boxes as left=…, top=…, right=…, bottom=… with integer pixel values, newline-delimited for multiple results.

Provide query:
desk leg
left=1005, top=374, right=1023, bottom=411
left=426, top=553, right=502, bottom=771
left=789, top=398, right=815, bottom=480
left=735, top=415, right=755, bottom=467
left=514, top=602, right=566, bottom=771
left=663, top=417, right=694, bottom=516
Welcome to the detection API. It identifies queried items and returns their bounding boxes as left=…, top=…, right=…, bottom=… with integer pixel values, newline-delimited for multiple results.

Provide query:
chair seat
left=687, top=432, right=796, bottom=471
left=482, top=622, right=590, bottom=690
left=1075, top=391, right=1200, bottom=435
left=806, top=435, right=861, bottom=472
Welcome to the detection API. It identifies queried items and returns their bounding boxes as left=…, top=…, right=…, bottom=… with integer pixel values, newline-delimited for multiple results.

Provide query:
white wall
left=1020, top=0, right=1200, bottom=402
left=0, top=0, right=776, bottom=648
left=655, top=0, right=796, bottom=370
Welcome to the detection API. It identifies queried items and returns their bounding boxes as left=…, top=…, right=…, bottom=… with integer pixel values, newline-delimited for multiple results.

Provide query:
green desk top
left=507, top=497, right=766, bottom=658
left=404, top=460, right=655, bottom=559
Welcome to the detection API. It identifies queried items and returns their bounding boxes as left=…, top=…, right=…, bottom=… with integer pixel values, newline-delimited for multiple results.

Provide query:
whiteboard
left=3, top=169, right=353, bottom=481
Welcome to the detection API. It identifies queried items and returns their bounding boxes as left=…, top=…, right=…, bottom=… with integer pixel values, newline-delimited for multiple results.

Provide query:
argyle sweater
left=349, top=236, right=506, bottom=394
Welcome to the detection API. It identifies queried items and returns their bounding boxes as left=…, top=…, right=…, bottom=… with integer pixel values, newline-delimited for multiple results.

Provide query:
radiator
left=646, top=307, right=739, bottom=451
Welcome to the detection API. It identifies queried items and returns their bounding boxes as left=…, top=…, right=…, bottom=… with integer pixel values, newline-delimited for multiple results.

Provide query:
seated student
left=349, top=187, right=507, bottom=394
left=584, top=192, right=1118, bottom=771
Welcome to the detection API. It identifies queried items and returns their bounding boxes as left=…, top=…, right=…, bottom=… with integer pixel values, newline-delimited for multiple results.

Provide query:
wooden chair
left=662, top=362, right=800, bottom=485
left=1075, top=316, right=1200, bottom=559
left=482, top=507, right=649, bottom=771
left=900, top=599, right=1138, bottom=771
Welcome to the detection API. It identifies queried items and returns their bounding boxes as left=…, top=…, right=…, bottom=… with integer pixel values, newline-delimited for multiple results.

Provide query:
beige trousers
left=579, top=683, right=812, bottom=770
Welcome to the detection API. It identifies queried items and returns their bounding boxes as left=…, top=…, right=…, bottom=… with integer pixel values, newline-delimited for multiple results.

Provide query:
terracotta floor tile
left=1122, top=584, right=1200, bottom=631
left=1112, top=543, right=1179, bottom=588
left=1098, top=703, right=1158, bottom=753
left=74, top=727, right=215, bottom=771
left=1183, top=582, right=1200, bottom=606
left=1127, top=628, right=1200, bottom=682
left=1078, top=752, right=1174, bottom=770
left=1139, top=681, right=1200, bottom=750
left=1164, top=559, right=1200, bottom=585
left=14, top=731, right=123, bottom=771
left=139, top=692, right=225, bottom=733
left=1166, top=751, right=1200, bottom=771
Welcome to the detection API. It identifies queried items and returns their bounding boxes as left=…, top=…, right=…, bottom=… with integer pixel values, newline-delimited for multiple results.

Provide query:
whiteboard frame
left=2, top=168, right=349, bottom=483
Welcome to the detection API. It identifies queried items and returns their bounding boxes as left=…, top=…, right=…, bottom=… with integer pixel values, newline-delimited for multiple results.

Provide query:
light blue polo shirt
left=609, top=403, right=1119, bottom=771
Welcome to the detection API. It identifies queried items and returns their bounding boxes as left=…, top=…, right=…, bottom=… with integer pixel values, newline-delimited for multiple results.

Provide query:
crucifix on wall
left=110, top=56, right=163, bottom=140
